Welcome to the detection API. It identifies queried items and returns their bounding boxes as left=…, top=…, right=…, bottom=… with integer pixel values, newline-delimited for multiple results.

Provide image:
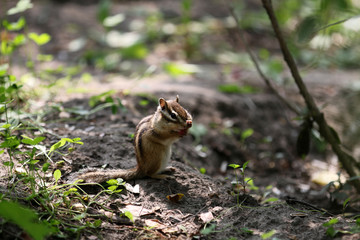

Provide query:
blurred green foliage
left=0, top=200, right=55, bottom=240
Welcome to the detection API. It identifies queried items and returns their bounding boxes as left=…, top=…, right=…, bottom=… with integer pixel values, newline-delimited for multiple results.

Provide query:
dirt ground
left=2, top=0, right=360, bottom=239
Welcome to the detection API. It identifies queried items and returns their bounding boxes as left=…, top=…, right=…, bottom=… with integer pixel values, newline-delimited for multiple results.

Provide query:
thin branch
left=228, top=4, right=301, bottom=115
left=261, top=0, right=360, bottom=193
left=317, top=18, right=351, bottom=32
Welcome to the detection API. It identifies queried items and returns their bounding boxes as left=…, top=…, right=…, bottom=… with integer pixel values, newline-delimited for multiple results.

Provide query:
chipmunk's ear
left=175, top=95, right=179, bottom=103
left=159, top=98, right=167, bottom=110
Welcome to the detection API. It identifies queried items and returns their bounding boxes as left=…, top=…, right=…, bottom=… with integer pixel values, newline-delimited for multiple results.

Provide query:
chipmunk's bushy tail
left=76, top=167, right=143, bottom=183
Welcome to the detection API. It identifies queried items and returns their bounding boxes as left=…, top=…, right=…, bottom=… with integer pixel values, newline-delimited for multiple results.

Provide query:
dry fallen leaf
left=124, top=183, right=140, bottom=194
left=144, top=219, right=179, bottom=234
left=124, top=204, right=154, bottom=219
left=166, top=193, right=184, bottom=203
left=71, top=203, right=86, bottom=211
left=199, top=211, right=214, bottom=223
left=145, top=219, right=164, bottom=228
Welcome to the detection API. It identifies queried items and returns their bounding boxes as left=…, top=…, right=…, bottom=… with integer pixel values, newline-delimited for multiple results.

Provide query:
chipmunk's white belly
left=157, top=146, right=172, bottom=173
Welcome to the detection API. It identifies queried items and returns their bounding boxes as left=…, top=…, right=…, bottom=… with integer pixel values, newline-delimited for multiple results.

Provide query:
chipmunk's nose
left=186, top=120, right=192, bottom=128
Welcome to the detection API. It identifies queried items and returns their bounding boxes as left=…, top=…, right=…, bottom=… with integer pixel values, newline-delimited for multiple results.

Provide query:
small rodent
left=77, top=95, right=192, bottom=183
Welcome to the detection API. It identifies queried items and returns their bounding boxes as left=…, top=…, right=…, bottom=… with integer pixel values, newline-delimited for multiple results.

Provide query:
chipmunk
left=77, top=95, right=192, bottom=183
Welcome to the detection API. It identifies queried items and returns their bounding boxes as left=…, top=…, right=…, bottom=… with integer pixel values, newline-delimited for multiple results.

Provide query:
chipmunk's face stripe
left=158, top=97, right=192, bottom=125
left=170, top=102, right=189, bottom=121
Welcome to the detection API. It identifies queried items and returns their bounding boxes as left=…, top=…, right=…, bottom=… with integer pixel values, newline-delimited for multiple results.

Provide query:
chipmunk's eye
left=170, top=112, right=177, bottom=119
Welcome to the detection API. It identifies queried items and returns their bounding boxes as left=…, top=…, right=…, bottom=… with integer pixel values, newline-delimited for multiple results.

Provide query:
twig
left=228, top=5, right=301, bottom=115
left=261, top=0, right=360, bottom=193
left=285, top=196, right=334, bottom=216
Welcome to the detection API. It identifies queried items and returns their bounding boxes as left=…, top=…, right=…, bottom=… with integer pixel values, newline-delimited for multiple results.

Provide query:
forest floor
left=1, top=0, right=360, bottom=239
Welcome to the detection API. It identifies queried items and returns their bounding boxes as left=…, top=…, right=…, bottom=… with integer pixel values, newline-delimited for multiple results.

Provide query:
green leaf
left=296, top=15, right=320, bottom=43
left=37, top=54, right=53, bottom=62
left=3, top=17, right=26, bottom=31
left=242, top=161, right=249, bottom=170
left=12, top=34, right=26, bottom=46
left=268, top=59, right=284, bottom=74
left=0, top=136, right=20, bottom=149
left=28, top=33, right=51, bottom=45
left=73, top=213, right=86, bottom=221
left=218, top=84, right=258, bottom=94
left=123, top=211, right=134, bottom=222
left=343, top=197, right=350, bottom=209
left=261, top=229, right=276, bottom=239
left=0, top=200, right=54, bottom=240
left=262, top=197, right=279, bottom=203
left=139, top=100, right=149, bottom=106
left=0, top=63, right=9, bottom=76
left=199, top=168, right=206, bottom=174
left=89, top=90, right=116, bottom=107
left=1, top=123, right=11, bottom=129
left=106, top=179, right=118, bottom=186
left=229, top=164, right=240, bottom=169
left=7, top=0, right=33, bottom=15
left=71, top=138, right=83, bottom=144
left=321, top=0, right=350, bottom=12
left=21, top=136, right=45, bottom=145
left=42, top=162, right=50, bottom=172
left=163, top=62, right=200, bottom=76
left=3, top=161, right=14, bottom=167
left=49, top=138, right=82, bottom=154
left=323, top=218, right=339, bottom=227
left=325, top=226, right=339, bottom=237
left=200, top=224, right=216, bottom=235
left=93, top=219, right=102, bottom=228
left=97, top=0, right=111, bottom=23
left=258, top=48, right=270, bottom=60
left=68, top=188, right=78, bottom=193
left=120, top=43, right=148, bottom=60
left=53, top=169, right=61, bottom=183
left=33, top=136, right=45, bottom=144
left=49, top=141, right=64, bottom=153
left=182, top=0, right=192, bottom=11
left=245, top=177, right=258, bottom=190
left=108, top=185, right=118, bottom=191
left=241, top=129, right=254, bottom=141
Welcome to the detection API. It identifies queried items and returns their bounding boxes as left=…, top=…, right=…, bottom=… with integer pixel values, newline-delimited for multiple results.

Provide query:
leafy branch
left=228, top=3, right=300, bottom=115
left=260, top=0, right=360, bottom=192
left=229, top=0, right=360, bottom=193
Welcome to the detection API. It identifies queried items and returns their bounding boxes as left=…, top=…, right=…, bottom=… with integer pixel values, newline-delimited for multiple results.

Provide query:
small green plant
left=200, top=223, right=216, bottom=235
left=323, top=218, right=340, bottom=237
left=260, top=185, right=279, bottom=205
left=106, top=178, right=125, bottom=194
left=322, top=217, right=360, bottom=238
left=320, top=172, right=358, bottom=209
left=241, top=128, right=254, bottom=144
left=229, top=161, right=254, bottom=205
